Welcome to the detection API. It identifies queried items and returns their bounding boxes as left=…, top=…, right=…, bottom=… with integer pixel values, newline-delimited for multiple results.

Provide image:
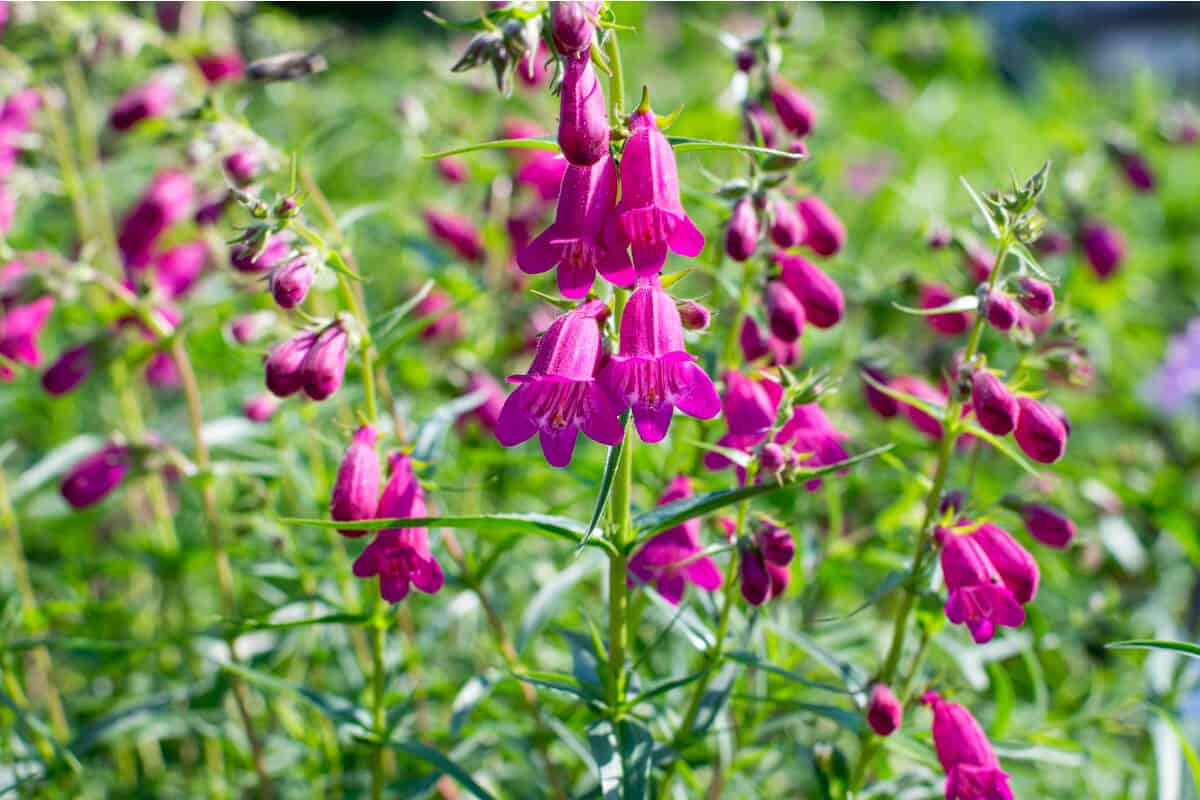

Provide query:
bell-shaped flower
left=774, top=403, right=849, bottom=490
left=0, top=295, right=54, bottom=379
left=739, top=520, right=794, bottom=605
left=557, top=53, right=609, bottom=166
left=940, top=525, right=1026, bottom=644
left=61, top=442, right=131, bottom=509
left=628, top=476, right=722, bottom=604
left=704, top=371, right=782, bottom=470
left=330, top=425, right=381, bottom=538
left=599, top=279, right=720, bottom=443
left=777, top=253, right=844, bottom=328
left=922, top=692, right=1014, bottom=800
left=300, top=322, right=348, bottom=401
left=1014, top=396, right=1067, bottom=463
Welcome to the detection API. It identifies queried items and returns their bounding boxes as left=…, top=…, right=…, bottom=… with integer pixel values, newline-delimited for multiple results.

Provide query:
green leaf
left=891, top=296, right=979, bottom=316
left=578, top=428, right=623, bottom=554
left=424, top=136, right=559, bottom=160
left=723, top=651, right=854, bottom=695
left=450, top=670, right=501, bottom=737
left=384, top=740, right=497, bottom=800
left=216, top=659, right=371, bottom=732
left=513, top=671, right=596, bottom=702
left=733, top=693, right=864, bottom=733
left=666, top=136, right=805, bottom=161
left=587, top=720, right=623, bottom=800
left=1010, top=239, right=1051, bottom=280
left=618, top=719, right=654, bottom=799
left=1150, top=704, right=1200, bottom=797
left=630, top=446, right=891, bottom=543
left=516, top=554, right=602, bottom=653
left=960, top=176, right=1002, bottom=239
left=1106, top=639, right=1200, bottom=659
left=812, top=570, right=909, bottom=625
left=987, top=661, right=1014, bottom=739
left=961, top=422, right=1040, bottom=478
left=278, top=513, right=617, bottom=554
left=412, top=390, right=490, bottom=471
left=629, top=671, right=705, bottom=707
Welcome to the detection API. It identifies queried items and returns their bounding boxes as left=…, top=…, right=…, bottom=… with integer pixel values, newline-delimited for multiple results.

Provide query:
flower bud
left=109, top=78, right=173, bottom=132
left=194, top=191, right=230, bottom=226
left=61, top=443, right=130, bottom=509
left=743, top=102, right=777, bottom=148
left=735, top=47, right=755, bottom=73
left=970, top=371, right=1018, bottom=436
left=1022, top=503, right=1075, bottom=549
left=1079, top=221, right=1125, bottom=280
left=231, top=235, right=290, bottom=274
left=42, top=344, right=94, bottom=396
left=1035, top=229, right=1072, bottom=256
left=770, top=77, right=815, bottom=137
left=424, top=209, right=485, bottom=263
left=765, top=280, right=805, bottom=342
left=223, top=149, right=261, bottom=185
left=724, top=198, right=759, bottom=262
left=964, top=242, right=993, bottom=284
left=1014, top=396, right=1067, bottom=463
left=797, top=196, right=845, bottom=257
left=264, top=330, right=317, bottom=397
left=927, top=227, right=952, bottom=249
left=301, top=323, right=348, bottom=401
left=330, top=425, right=381, bottom=537
left=551, top=1, right=598, bottom=56
left=230, top=311, right=274, bottom=345
left=145, top=351, right=180, bottom=389
left=920, top=283, right=971, bottom=336
left=759, top=442, right=786, bottom=474
left=153, top=241, right=207, bottom=300
left=739, top=315, right=769, bottom=362
left=435, top=156, right=468, bottom=184
left=1118, top=152, right=1155, bottom=193
left=983, top=291, right=1018, bottom=332
left=862, top=367, right=899, bottom=418
left=557, top=53, right=609, bottom=166
left=269, top=255, right=314, bottom=309
left=1017, top=277, right=1055, bottom=315
left=867, top=684, right=903, bottom=736
left=769, top=198, right=804, bottom=248
left=242, top=393, right=280, bottom=423
left=777, top=253, right=844, bottom=328
left=677, top=300, right=711, bottom=331
left=196, top=51, right=245, bottom=85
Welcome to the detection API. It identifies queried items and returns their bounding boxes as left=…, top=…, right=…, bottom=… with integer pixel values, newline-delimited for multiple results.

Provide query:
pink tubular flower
left=1022, top=503, right=1075, bottom=549
left=1017, top=277, right=1054, bottom=315
left=867, top=684, right=903, bottom=736
left=796, top=196, right=845, bottom=257
left=118, top=171, right=195, bottom=270
left=769, top=77, right=815, bottom=137
left=264, top=330, right=317, bottom=397
left=231, top=235, right=291, bottom=274
left=435, top=156, right=469, bottom=184
left=599, top=279, right=720, bottom=443
left=353, top=453, right=443, bottom=603
left=145, top=350, right=180, bottom=389
left=153, top=241, right=207, bottom=299
left=557, top=52, right=609, bottom=166
left=973, top=522, right=1039, bottom=605
left=301, top=323, right=348, bottom=401
left=739, top=315, right=769, bottom=362
left=61, top=443, right=130, bottom=509
left=330, top=425, right=381, bottom=537
left=1014, top=396, right=1067, bottom=463
left=270, top=255, right=314, bottom=309
left=982, top=291, right=1018, bottom=332
left=242, top=393, right=280, bottom=423
left=940, top=527, right=1025, bottom=644
left=0, top=296, right=54, bottom=379
left=518, top=155, right=633, bottom=298
left=42, top=343, right=94, bottom=396
left=424, top=209, right=485, bottom=263
left=970, top=371, right=1018, bottom=436
left=196, top=51, right=245, bottom=85
left=769, top=197, right=804, bottom=249
left=415, top=289, right=464, bottom=343
left=497, top=300, right=623, bottom=467
left=1118, top=152, right=1155, bottom=193
left=891, top=375, right=946, bottom=440
left=743, top=102, right=777, bottom=148
left=725, top=198, right=760, bottom=262
left=765, top=280, right=805, bottom=342
left=740, top=520, right=794, bottom=605
left=194, top=191, right=230, bottom=227
left=774, top=403, right=850, bottom=490
left=921, top=283, right=972, bottom=336
left=628, top=476, right=722, bottom=604
left=551, top=1, right=600, bottom=56
left=611, top=102, right=705, bottom=276
left=516, top=150, right=569, bottom=203
left=777, top=252, right=844, bottom=328
left=704, top=371, right=782, bottom=470
left=922, top=692, right=1014, bottom=800
left=1080, top=221, right=1125, bottom=280
left=110, top=78, right=174, bottom=132
left=862, top=366, right=899, bottom=418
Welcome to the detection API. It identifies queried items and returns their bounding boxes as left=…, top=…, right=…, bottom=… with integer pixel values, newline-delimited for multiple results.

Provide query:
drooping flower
left=353, top=454, right=443, bottom=603
left=774, top=403, right=849, bottom=490
left=725, top=198, right=759, bottom=262
left=796, top=196, right=844, bottom=257
left=739, top=315, right=769, bottom=362
left=1014, top=396, right=1067, bottom=463
left=42, top=343, right=94, bottom=396
left=970, top=371, right=1018, bottom=436
left=777, top=252, right=844, bottom=328
left=196, top=51, right=245, bottom=85
left=269, top=255, right=314, bottom=309
left=242, top=393, right=280, bottom=423
left=300, top=322, right=348, bottom=401
left=765, top=280, right=805, bottom=342
left=1022, top=503, right=1075, bottom=549
left=496, top=300, right=623, bottom=467
left=264, top=331, right=317, bottom=397
left=769, top=197, right=804, bottom=248
left=551, top=1, right=600, bottom=56
left=599, top=279, right=721, bottom=443
left=152, top=241, right=207, bottom=300
left=1017, top=277, right=1055, bottom=316
left=118, top=171, right=195, bottom=270
left=940, top=527, right=1025, bottom=644
left=739, top=520, right=794, bottom=605
left=982, top=291, right=1018, bottom=332
left=704, top=370, right=782, bottom=470
left=867, top=684, right=903, bottom=736
left=330, top=425, right=381, bottom=537
left=109, top=78, right=174, bottom=132
left=557, top=52, right=609, bottom=166
left=628, top=476, right=722, bottom=604
left=0, top=296, right=54, bottom=380
left=1079, top=220, right=1125, bottom=280
left=920, top=283, right=972, bottom=336
left=61, top=443, right=131, bottom=509
left=973, top=522, right=1039, bottom=605
left=518, top=155, right=633, bottom=298
left=424, top=209, right=485, bottom=263
left=769, top=77, right=815, bottom=137
left=610, top=98, right=705, bottom=276
left=922, top=692, right=1014, bottom=800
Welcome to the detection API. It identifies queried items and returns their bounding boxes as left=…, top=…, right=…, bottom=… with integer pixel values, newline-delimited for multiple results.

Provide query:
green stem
left=370, top=601, right=387, bottom=800
left=603, top=31, right=625, bottom=126
left=608, top=290, right=635, bottom=711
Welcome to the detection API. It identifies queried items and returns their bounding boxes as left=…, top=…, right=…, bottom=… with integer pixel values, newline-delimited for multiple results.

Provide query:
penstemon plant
left=1, top=2, right=1194, bottom=799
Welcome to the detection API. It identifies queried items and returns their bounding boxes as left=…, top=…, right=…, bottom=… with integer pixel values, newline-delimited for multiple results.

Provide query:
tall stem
left=607, top=287, right=634, bottom=711
left=603, top=31, right=625, bottom=126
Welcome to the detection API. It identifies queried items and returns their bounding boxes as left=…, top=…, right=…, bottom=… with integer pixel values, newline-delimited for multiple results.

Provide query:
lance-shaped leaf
left=1106, top=639, right=1200, bottom=660
left=424, top=136, right=559, bottom=160
left=384, top=740, right=497, bottom=800
left=892, top=295, right=979, bottom=316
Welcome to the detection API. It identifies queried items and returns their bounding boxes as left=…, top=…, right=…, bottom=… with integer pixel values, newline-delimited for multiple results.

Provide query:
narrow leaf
left=619, top=719, right=654, bottom=799
left=667, top=136, right=805, bottom=161
left=587, top=720, right=622, bottom=800
left=424, top=136, right=559, bottom=160
left=578, top=431, right=623, bottom=554
left=724, top=651, right=854, bottom=695
left=1151, top=704, right=1200, bottom=797
left=891, top=296, right=979, bottom=316
left=512, top=671, right=595, bottom=701
left=1106, top=640, right=1200, bottom=660
left=960, top=176, right=1002, bottom=239
left=384, top=740, right=497, bottom=800
left=961, top=422, right=1040, bottom=478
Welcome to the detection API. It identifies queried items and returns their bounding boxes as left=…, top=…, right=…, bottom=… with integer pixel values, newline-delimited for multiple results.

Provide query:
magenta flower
left=270, top=255, right=314, bottom=310
left=923, top=692, right=1014, bottom=800
left=891, top=375, right=946, bottom=440
left=704, top=370, right=782, bottom=471
left=517, top=41, right=551, bottom=89
left=628, top=476, right=722, bottom=604
left=797, top=196, right=845, bottom=257
left=765, top=280, right=805, bottom=342
left=551, top=1, right=600, bottom=56
left=264, top=330, right=317, bottom=397
left=435, top=156, right=469, bottom=184
left=610, top=104, right=705, bottom=276
left=118, top=171, right=195, bottom=270
left=963, top=242, right=994, bottom=284
left=110, top=78, right=174, bottom=132
left=145, top=351, right=180, bottom=389
left=862, top=366, right=899, bottom=418
left=1035, top=229, right=1072, bottom=256
left=301, top=322, right=348, bottom=401
left=330, top=425, right=381, bottom=538
left=497, top=301, right=623, bottom=467
left=599, top=279, right=720, bottom=443
left=774, top=403, right=849, bottom=490
left=739, top=520, right=794, bottom=605
left=724, top=198, right=760, bottom=262
left=194, top=191, right=230, bottom=227
left=769, top=78, right=815, bottom=137
left=557, top=52, right=609, bottom=166
left=973, top=522, right=1039, bottom=605
left=777, top=253, right=844, bottom=328
left=743, top=102, right=777, bottom=148
left=242, top=393, right=280, bottom=423
left=970, top=371, right=1018, bottom=436
left=518, top=155, right=633, bottom=298
left=223, top=149, right=261, bottom=186
left=982, top=291, right=1017, bottom=332
left=940, top=521, right=1037, bottom=644
left=61, top=443, right=131, bottom=509
left=1017, top=277, right=1054, bottom=315
left=1014, top=396, right=1067, bottom=463
left=425, top=209, right=485, bottom=263
left=230, top=311, right=275, bottom=345
left=677, top=300, right=711, bottom=331
left=42, top=343, right=94, bottom=396
left=353, top=454, right=444, bottom=604
left=1080, top=220, right=1125, bottom=280
left=196, top=51, right=245, bottom=84
left=153, top=241, right=207, bottom=300
left=515, top=150, right=569, bottom=203
left=415, top=290, right=465, bottom=343
left=1, top=295, right=54, bottom=380
left=867, top=684, right=903, bottom=736
left=231, top=236, right=292, bottom=274
left=1118, top=151, right=1155, bottom=193
left=768, top=334, right=800, bottom=367
left=1022, top=503, right=1075, bottom=549
left=921, top=283, right=972, bottom=336
left=769, top=197, right=804, bottom=248
left=739, top=315, right=769, bottom=362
